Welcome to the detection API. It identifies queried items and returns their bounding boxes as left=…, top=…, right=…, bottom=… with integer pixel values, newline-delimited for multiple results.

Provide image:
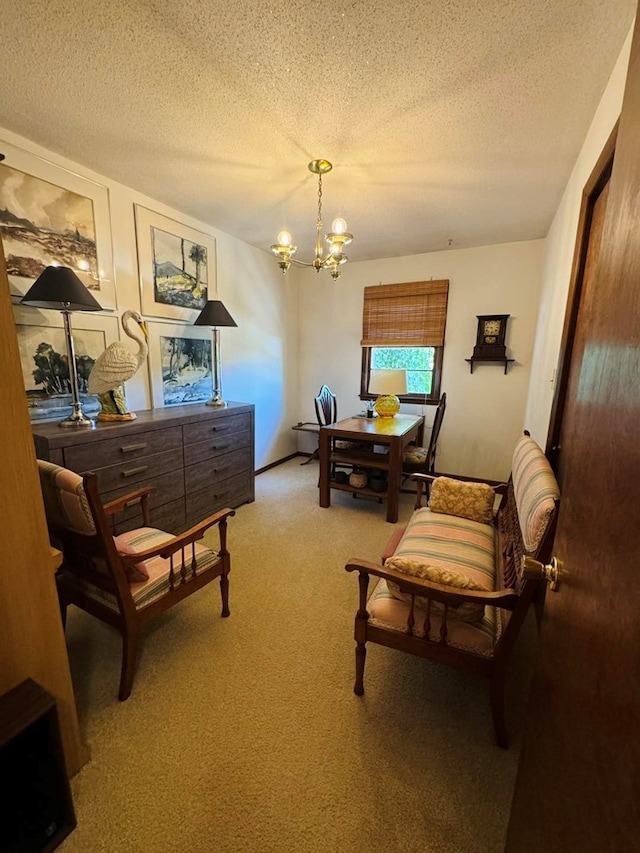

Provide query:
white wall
left=524, top=26, right=634, bottom=445
left=4, top=17, right=633, bottom=477
left=1, top=127, right=298, bottom=469
left=296, top=239, right=545, bottom=481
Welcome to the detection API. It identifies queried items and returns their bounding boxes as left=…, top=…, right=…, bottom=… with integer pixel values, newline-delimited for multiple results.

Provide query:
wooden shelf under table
left=329, top=449, right=390, bottom=469
left=329, top=480, right=387, bottom=499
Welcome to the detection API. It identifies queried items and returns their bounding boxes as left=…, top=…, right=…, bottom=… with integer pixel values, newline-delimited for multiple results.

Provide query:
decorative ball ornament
left=374, top=394, right=401, bottom=418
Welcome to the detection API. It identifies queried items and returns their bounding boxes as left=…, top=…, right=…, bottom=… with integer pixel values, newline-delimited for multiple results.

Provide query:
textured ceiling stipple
left=0, top=1, right=635, bottom=264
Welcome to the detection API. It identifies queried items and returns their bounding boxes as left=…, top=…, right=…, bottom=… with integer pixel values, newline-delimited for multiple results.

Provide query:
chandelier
left=271, top=159, right=353, bottom=280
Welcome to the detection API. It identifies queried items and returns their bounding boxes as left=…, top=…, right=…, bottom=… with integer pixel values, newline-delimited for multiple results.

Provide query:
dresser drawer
left=182, top=413, right=251, bottom=447
left=183, top=427, right=251, bottom=466
left=185, top=470, right=253, bottom=526
left=93, top=449, right=184, bottom=494
left=111, top=497, right=187, bottom=536
left=63, top=426, right=183, bottom=471
left=184, top=448, right=250, bottom=494
left=102, top=468, right=185, bottom=512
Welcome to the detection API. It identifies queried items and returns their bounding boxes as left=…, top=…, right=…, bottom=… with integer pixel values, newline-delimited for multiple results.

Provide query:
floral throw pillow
left=385, top=556, right=485, bottom=622
left=428, top=476, right=495, bottom=525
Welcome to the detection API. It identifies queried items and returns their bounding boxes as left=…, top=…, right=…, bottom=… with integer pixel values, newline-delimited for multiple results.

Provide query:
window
left=360, top=280, right=448, bottom=403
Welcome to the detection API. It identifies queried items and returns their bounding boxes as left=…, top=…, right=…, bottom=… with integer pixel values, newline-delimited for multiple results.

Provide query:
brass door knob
left=522, top=555, right=561, bottom=591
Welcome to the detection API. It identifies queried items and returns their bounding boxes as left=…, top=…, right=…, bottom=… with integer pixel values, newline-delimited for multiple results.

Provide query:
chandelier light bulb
left=277, top=229, right=293, bottom=247
left=331, top=217, right=347, bottom=234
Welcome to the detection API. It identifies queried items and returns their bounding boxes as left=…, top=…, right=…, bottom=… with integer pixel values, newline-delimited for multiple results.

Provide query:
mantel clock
left=472, top=314, right=509, bottom=359
left=466, top=314, right=514, bottom=373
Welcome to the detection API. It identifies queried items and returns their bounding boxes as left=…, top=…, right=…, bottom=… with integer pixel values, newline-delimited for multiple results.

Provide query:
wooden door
left=0, top=239, right=87, bottom=775
left=505, top=15, right=640, bottom=852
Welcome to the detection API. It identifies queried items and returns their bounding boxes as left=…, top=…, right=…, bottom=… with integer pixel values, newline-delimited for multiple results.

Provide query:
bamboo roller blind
left=361, top=280, right=449, bottom=347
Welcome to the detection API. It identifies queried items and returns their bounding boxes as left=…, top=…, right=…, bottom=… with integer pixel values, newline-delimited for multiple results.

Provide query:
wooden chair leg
left=354, top=642, right=366, bottom=696
left=220, top=572, right=230, bottom=618
left=118, top=625, right=139, bottom=701
left=490, top=672, right=508, bottom=749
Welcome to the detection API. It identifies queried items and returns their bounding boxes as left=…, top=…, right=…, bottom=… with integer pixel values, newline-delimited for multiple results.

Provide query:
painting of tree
left=151, top=226, right=208, bottom=310
left=159, top=334, right=212, bottom=405
left=15, top=322, right=104, bottom=420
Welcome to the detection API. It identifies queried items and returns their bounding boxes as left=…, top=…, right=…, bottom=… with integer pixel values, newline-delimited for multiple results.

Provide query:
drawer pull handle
left=120, top=443, right=147, bottom=454
left=121, top=466, right=148, bottom=478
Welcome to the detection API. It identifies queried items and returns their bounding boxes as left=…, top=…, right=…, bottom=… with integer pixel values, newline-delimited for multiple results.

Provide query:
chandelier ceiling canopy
left=271, top=159, right=353, bottom=280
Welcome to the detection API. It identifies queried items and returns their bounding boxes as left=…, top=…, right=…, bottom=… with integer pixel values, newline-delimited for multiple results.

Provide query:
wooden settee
left=345, top=432, right=560, bottom=747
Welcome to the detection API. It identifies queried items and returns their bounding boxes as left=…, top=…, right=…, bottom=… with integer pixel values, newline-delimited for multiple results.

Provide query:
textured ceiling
left=0, top=1, right=635, bottom=263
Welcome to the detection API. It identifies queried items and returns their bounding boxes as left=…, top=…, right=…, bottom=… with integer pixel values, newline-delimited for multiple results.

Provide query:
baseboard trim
left=256, top=452, right=309, bottom=475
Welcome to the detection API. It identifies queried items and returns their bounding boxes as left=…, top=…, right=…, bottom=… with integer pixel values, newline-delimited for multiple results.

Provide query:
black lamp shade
left=20, top=266, right=102, bottom=312
left=194, top=300, right=237, bottom=328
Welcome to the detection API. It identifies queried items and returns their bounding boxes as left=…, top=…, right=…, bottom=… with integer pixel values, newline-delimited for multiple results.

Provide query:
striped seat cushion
left=37, top=460, right=95, bottom=535
left=512, top=435, right=560, bottom=552
left=68, top=527, right=221, bottom=611
left=367, top=579, right=501, bottom=656
left=392, top=506, right=496, bottom=586
left=367, top=506, right=500, bottom=654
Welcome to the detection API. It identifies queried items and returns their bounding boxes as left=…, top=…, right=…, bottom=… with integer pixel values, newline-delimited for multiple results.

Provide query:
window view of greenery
left=371, top=347, right=435, bottom=395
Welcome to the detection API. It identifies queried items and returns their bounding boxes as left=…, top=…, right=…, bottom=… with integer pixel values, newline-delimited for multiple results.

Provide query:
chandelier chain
left=317, top=173, right=323, bottom=229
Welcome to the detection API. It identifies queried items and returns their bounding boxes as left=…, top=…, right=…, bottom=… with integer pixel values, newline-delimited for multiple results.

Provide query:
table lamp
left=20, top=265, right=102, bottom=428
left=193, top=300, right=237, bottom=407
left=368, top=369, right=407, bottom=418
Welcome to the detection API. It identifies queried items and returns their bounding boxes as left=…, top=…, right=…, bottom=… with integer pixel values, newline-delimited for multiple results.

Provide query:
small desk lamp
left=20, top=265, right=102, bottom=428
left=193, top=300, right=237, bottom=407
left=368, top=369, right=407, bottom=418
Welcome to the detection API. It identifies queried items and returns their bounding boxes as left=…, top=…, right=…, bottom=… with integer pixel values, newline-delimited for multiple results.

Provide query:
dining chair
left=402, top=392, right=447, bottom=477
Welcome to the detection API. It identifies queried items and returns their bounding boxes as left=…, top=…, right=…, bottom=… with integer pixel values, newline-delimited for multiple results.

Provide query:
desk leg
left=301, top=447, right=319, bottom=465
left=386, top=439, right=402, bottom=523
left=319, top=429, right=331, bottom=507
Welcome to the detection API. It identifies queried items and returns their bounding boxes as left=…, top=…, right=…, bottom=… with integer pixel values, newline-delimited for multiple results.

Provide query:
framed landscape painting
left=13, top=303, right=120, bottom=422
left=0, top=138, right=116, bottom=309
left=135, top=205, right=215, bottom=321
left=147, top=321, right=213, bottom=408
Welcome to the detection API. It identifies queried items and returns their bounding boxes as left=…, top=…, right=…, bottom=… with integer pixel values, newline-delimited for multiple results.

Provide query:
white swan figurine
left=88, top=310, right=149, bottom=421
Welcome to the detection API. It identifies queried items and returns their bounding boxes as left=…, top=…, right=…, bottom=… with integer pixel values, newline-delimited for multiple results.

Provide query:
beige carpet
left=60, top=458, right=536, bottom=852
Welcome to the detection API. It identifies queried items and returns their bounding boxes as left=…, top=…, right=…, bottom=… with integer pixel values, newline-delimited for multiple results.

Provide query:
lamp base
left=206, top=396, right=227, bottom=408
left=58, top=411, right=95, bottom=429
left=374, top=394, right=400, bottom=418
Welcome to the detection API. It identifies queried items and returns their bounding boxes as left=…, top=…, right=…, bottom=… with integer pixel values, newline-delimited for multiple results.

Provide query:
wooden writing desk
left=291, top=421, right=320, bottom=464
left=318, top=414, right=424, bottom=523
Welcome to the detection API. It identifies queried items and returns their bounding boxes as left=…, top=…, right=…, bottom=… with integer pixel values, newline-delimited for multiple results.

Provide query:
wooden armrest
left=410, top=472, right=507, bottom=492
left=122, top=507, right=236, bottom=562
left=345, top=558, right=519, bottom=610
left=103, top=486, right=156, bottom=516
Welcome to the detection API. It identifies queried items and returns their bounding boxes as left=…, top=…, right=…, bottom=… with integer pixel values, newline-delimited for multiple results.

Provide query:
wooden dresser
left=32, top=402, right=255, bottom=533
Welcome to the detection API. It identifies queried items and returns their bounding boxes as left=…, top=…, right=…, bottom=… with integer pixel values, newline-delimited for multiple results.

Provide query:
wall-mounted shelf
left=465, top=357, right=515, bottom=374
